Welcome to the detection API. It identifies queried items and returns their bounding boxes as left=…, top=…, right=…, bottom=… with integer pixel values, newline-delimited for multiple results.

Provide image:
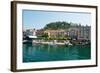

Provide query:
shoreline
left=23, top=39, right=90, bottom=46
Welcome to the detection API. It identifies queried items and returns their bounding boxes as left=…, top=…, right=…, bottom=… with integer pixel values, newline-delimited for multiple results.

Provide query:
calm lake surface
left=23, top=43, right=91, bottom=62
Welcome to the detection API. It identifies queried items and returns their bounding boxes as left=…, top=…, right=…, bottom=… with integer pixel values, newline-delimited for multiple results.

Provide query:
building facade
left=23, top=25, right=91, bottom=41
left=78, top=25, right=91, bottom=40
left=44, top=29, right=66, bottom=39
left=68, top=27, right=79, bottom=40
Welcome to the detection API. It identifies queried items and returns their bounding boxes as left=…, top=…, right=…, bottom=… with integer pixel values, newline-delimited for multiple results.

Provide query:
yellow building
left=44, top=29, right=66, bottom=39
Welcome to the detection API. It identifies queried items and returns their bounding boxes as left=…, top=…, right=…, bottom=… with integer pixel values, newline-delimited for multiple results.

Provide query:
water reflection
left=23, top=43, right=91, bottom=62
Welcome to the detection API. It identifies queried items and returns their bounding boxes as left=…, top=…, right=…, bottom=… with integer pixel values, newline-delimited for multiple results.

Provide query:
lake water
left=23, top=43, right=91, bottom=62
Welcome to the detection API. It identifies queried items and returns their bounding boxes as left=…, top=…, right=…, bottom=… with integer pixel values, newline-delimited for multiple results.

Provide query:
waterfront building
left=78, top=25, right=91, bottom=40
left=36, top=29, right=44, bottom=37
left=23, top=25, right=91, bottom=41
left=68, top=27, right=79, bottom=40
left=44, top=29, right=66, bottom=39
left=23, top=28, right=38, bottom=39
left=67, top=25, right=91, bottom=41
left=24, top=29, right=37, bottom=36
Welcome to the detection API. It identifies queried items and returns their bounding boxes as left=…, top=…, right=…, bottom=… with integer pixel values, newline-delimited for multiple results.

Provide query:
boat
left=64, top=40, right=73, bottom=46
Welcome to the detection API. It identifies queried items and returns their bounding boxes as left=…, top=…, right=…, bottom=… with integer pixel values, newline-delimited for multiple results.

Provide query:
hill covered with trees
left=44, top=21, right=78, bottom=30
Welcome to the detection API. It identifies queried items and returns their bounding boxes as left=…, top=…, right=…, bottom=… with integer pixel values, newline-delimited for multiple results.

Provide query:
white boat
left=64, top=40, right=73, bottom=46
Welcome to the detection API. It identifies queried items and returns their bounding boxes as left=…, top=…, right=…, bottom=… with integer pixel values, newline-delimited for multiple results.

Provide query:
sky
left=23, top=10, right=91, bottom=30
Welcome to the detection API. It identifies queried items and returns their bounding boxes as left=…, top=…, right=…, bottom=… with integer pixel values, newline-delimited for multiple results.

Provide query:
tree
left=41, top=33, right=48, bottom=39
left=44, top=21, right=71, bottom=30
